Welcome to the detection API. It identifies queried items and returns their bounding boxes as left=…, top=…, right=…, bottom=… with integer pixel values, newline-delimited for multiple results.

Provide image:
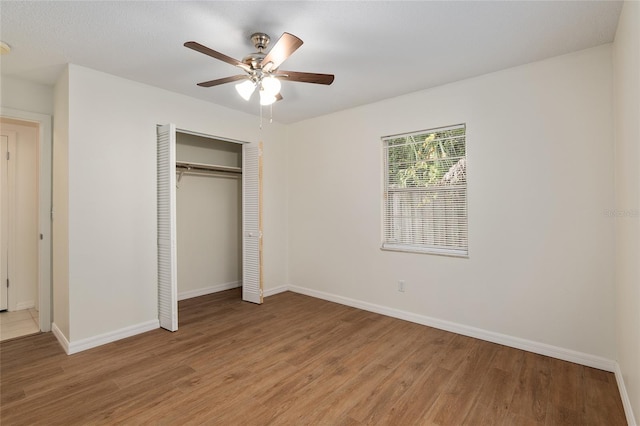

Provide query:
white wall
left=59, top=64, right=287, bottom=343
left=1, top=76, right=54, bottom=116
left=176, top=134, right=242, bottom=296
left=613, top=1, right=640, bottom=423
left=0, top=120, right=39, bottom=310
left=176, top=174, right=241, bottom=295
left=287, top=45, right=616, bottom=359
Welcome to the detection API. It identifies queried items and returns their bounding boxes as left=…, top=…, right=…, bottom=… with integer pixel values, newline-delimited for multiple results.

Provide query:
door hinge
left=6, top=151, right=9, bottom=160
left=6, top=278, right=9, bottom=288
left=40, top=233, right=44, bottom=240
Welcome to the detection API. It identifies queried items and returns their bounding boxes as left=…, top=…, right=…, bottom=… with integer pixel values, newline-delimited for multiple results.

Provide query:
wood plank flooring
left=0, top=289, right=627, bottom=425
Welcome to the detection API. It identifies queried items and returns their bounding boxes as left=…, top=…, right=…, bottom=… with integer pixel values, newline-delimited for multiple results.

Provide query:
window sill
left=380, top=244, right=468, bottom=258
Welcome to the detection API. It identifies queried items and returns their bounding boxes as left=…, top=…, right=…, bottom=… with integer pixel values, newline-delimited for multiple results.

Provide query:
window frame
left=381, top=123, right=468, bottom=257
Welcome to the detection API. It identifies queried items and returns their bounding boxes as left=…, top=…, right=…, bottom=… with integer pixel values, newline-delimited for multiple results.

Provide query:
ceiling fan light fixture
left=235, top=79, right=256, bottom=101
left=261, top=75, right=281, bottom=96
left=259, top=89, right=277, bottom=106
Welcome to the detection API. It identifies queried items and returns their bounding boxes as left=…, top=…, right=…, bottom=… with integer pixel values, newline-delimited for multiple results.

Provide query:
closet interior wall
left=175, top=132, right=242, bottom=300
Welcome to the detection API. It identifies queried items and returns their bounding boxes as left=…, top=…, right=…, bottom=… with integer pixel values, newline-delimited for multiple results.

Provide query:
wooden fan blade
left=276, top=71, right=335, bottom=85
left=260, top=33, right=303, bottom=72
left=184, top=41, right=250, bottom=71
left=197, top=75, right=247, bottom=88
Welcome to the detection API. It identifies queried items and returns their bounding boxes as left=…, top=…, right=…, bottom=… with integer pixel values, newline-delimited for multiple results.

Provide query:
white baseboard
left=15, top=300, right=35, bottom=310
left=614, top=362, right=638, bottom=426
left=52, top=320, right=159, bottom=355
left=264, top=285, right=288, bottom=297
left=178, top=281, right=241, bottom=301
left=287, top=285, right=617, bottom=372
left=51, top=322, right=70, bottom=354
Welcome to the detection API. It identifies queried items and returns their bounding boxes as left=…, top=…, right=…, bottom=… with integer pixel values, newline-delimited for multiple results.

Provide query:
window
left=382, top=124, right=468, bottom=256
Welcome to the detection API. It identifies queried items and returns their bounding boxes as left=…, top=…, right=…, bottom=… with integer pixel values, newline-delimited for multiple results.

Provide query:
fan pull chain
left=259, top=104, right=263, bottom=130
left=270, top=103, right=273, bottom=124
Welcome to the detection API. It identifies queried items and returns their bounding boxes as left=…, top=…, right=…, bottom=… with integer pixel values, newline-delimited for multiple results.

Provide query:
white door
left=157, top=124, right=178, bottom=331
left=0, top=134, right=10, bottom=310
left=242, top=142, right=263, bottom=304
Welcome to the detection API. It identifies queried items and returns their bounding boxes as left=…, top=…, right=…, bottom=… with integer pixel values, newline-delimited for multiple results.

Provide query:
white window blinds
left=382, top=124, right=468, bottom=257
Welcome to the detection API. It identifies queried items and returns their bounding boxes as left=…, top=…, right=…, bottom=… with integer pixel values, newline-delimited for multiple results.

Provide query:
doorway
left=0, top=118, right=40, bottom=340
left=0, top=109, right=52, bottom=336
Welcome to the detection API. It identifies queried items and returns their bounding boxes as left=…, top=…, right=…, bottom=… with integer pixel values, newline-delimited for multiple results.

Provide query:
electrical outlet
left=397, top=280, right=405, bottom=292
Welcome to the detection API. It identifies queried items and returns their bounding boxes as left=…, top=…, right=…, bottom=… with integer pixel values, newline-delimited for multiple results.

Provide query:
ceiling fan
left=184, top=32, right=334, bottom=106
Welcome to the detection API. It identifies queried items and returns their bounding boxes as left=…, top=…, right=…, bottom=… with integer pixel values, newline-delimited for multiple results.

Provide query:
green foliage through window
left=386, top=126, right=466, bottom=189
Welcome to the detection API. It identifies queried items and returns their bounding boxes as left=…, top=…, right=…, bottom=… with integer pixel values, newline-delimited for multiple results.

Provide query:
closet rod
left=176, top=161, right=242, bottom=175
left=176, top=169, right=241, bottom=186
left=177, top=169, right=241, bottom=179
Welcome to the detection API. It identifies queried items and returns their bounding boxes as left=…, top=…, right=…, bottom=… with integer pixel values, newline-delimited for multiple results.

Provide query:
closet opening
left=156, top=124, right=262, bottom=332
left=175, top=132, right=243, bottom=302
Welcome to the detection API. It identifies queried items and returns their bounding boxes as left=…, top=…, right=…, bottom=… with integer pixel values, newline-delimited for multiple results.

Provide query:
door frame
left=0, top=107, right=53, bottom=332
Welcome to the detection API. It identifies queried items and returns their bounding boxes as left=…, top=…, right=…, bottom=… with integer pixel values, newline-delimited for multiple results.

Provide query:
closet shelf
left=176, top=161, right=242, bottom=174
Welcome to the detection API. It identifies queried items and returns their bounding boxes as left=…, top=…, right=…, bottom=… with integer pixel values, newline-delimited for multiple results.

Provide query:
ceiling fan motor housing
left=251, top=33, right=270, bottom=51
left=242, top=52, right=266, bottom=70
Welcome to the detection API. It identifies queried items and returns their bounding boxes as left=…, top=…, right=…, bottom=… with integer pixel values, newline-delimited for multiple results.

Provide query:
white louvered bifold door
left=242, top=142, right=263, bottom=304
left=157, top=124, right=178, bottom=330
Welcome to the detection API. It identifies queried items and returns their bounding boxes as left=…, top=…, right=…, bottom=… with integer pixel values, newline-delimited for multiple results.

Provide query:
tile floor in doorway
left=0, top=309, right=39, bottom=342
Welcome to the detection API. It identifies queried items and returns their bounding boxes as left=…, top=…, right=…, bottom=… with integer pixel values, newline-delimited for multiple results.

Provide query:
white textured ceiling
left=0, top=1, right=623, bottom=124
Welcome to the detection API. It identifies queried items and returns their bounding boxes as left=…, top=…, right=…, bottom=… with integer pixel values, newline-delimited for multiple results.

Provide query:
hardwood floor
left=0, top=289, right=627, bottom=425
